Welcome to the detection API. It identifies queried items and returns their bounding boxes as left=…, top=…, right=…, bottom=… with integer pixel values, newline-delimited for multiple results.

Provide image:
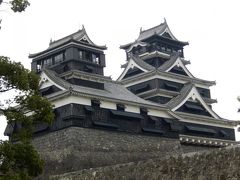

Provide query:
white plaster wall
left=125, top=105, right=140, bottom=113
left=100, top=101, right=116, bottom=110
left=234, top=125, right=240, bottom=141
left=148, top=109, right=171, bottom=118
left=52, top=96, right=91, bottom=108
left=40, top=80, right=54, bottom=89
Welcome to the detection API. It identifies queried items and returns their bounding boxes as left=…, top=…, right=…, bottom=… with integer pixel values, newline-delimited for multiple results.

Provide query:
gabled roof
left=42, top=69, right=166, bottom=109
left=138, top=88, right=180, bottom=99
left=166, top=83, right=220, bottom=119
left=166, top=83, right=194, bottom=109
left=39, top=70, right=66, bottom=91
left=121, top=69, right=216, bottom=87
left=158, top=53, right=180, bottom=71
left=48, top=26, right=106, bottom=49
left=140, top=51, right=170, bottom=60
left=137, top=19, right=188, bottom=45
left=158, top=52, right=194, bottom=78
left=137, top=19, right=171, bottom=41
left=126, top=41, right=149, bottom=53
left=121, top=19, right=188, bottom=49
left=130, top=54, right=155, bottom=71
left=29, top=26, right=107, bottom=58
left=59, top=69, right=113, bottom=83
left=117, top=54, right=155, bottom=81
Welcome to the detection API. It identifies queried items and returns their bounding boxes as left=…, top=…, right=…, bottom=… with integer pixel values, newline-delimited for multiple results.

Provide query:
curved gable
left=165, top=57, right=194, bottom=78
left=170, top=85, right=219, bottom=119
left=39, top=70, right=66, bottom=91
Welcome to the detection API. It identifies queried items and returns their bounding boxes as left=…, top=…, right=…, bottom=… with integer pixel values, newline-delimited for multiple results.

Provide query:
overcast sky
left=1, top=0, right=240, bottom=140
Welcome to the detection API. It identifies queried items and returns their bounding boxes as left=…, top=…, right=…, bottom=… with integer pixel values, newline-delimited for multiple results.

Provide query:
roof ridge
left=50, top=28, right=84, bottom=46
left=130, top=53, right=155, bottom=71
left=158, top=52, right=180, bottom=71
left=140, top=22, right=166, bottom=34
left=43, top=68, right=70, bottom=89
left=165, top=83, right=194, bottom=109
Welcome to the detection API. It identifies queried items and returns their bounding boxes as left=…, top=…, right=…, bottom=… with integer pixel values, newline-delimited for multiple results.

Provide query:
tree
left=0, top=0, right=30, bottom=12
left=0, top=0, right=30, bottom=29
left=0, top=2, right=54, bottom=179
left=0, top=56, right=54, bottom=179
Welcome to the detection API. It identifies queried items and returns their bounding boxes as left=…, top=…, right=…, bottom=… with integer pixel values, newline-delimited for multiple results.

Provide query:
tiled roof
left=43, top=69, right=165, bottom=108
left=140, top=51, right=170, bottom=60
left=121, top=70, right=216, bottom=87
left=48, top=29, right=86, bottom=50
left=137, top=22, right=167, bottom=41
left=203, top=98, right=217, bottom=104
left=126, top=41, right=149, bottom=52
left=59, top=70, right=113, bottom=83
left=166, top=83, right=193, bottom=109
left=130, top=54, right=155, bottom=71
left=120, top=23, right=167, bottom=49
left=138, top=88, right=180, bottom=99
left=166, top=83, right=221, bottom=119
left=182, top=59, right=191, bottom=65
left=44, top=69, right=70, bottom=89
left=121, top=62, right=128, bottom=68
left=29, top=27, right=107, bottom=58
left=120, top=19, right=188, bottom=49
left=158, top=53, right=180, bottom=71
left=137, top=20, right=188, bottom=46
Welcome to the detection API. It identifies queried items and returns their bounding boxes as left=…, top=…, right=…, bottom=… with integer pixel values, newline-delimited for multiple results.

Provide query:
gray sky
left=1, top=0, right=240, bottom=140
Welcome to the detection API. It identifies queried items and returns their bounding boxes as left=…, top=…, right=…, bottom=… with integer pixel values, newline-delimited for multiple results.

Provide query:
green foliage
left=0, top=56, right=39, bottom=93
left=0, top=141, right=44, bottom=180
left=0, top=2, right=52, bottom=179
left=0, top=0, right=30, bottom=29
left=0, top=57, right=54, bottom=178
left=10, top=0, right=30, bottom=12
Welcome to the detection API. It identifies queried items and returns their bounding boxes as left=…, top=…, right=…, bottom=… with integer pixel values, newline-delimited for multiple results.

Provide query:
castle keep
left=5, top=20, right=240, bottom=147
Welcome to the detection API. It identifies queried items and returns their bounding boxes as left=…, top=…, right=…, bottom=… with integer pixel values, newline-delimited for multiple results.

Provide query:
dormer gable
left=167, top=84, right=219, bottom=119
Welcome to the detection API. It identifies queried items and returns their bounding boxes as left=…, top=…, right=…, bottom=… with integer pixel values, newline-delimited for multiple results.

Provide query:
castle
left=5, top=20, right=240, bottom=147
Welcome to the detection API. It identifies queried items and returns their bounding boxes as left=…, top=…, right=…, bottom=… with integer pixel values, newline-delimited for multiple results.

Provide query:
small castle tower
left=30, top=26, right=107, bottom=76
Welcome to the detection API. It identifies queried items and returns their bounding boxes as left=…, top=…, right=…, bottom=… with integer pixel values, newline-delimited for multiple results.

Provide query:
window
left=85, top=51, right=91, bottom=61
left=92, top=54, right=100, bottom=64
left=43, top=58, right=52, bottom=67
left=79, top=50, right=83, bottom=59
left=117, top=104, right=125, bottom=111
left=54, top=53, right=64, bottom=63
left=166, top=47, right=172, bottom=52
left=37, top=64, right=41, bottom=72
left=178, top=49, right=183, bottom=54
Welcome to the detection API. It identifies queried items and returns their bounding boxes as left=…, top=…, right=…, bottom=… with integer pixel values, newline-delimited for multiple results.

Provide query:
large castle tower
left=118, top=19, right=216, bottom=116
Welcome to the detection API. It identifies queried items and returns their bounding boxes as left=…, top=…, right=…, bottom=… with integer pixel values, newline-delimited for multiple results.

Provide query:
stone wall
left=33, top=127, right=184, bottom=179
left=51, top=146, right=240, bottom=180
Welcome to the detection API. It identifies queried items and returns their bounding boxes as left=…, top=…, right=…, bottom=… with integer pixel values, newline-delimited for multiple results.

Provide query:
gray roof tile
left=29, top=27, right=107, bottom=58
left=158, top=53, right=180, bottom=71
left=166, top=83, right=193, bottom=109
left=137, top=22, right=167, bottom=41
left=130, top=54, right=155, bottom=71
left=43, top=69, right=165, bottom=108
